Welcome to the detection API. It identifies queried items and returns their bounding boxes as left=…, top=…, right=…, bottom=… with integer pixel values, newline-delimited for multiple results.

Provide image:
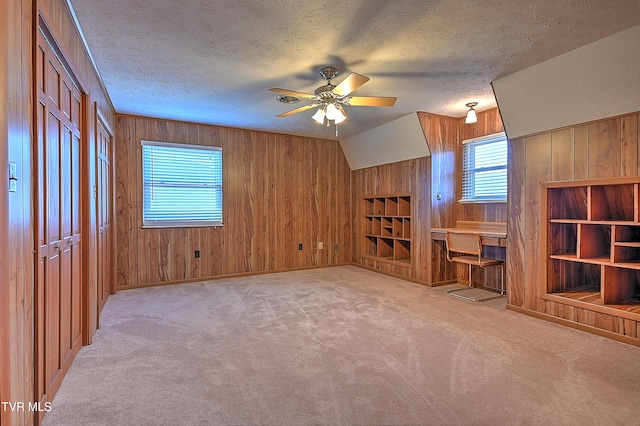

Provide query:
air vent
left=276, top=95, right=301, bottom=104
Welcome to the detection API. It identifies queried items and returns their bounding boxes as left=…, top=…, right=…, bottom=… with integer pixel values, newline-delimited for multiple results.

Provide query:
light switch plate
left=9, top=162, right=17, bottom=193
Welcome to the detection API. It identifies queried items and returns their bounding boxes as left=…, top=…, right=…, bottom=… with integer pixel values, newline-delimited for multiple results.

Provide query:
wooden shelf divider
left=363, top=193, right=413, bottom=266
left=543, top=178, right=640, bottom=320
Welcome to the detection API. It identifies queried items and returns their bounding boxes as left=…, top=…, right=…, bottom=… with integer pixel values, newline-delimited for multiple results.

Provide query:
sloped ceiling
left=68, top=0, right=640, bottom=140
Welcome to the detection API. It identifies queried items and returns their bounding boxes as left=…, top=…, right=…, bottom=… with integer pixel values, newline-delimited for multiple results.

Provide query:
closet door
left=34, top=28, right=83, bottom=413
left=96, top=116, right=113, bottom=318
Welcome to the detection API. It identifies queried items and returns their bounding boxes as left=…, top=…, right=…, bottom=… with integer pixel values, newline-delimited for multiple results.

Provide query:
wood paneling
left=417, top=109, right=506, bottom=287
left=509, top=112, right=640, bottom=344
left=1, top=0, right=115, bottom=424
left=351, top=156, right=432, bottom=283
left=114, top=115, right=352, bottom=288
left=351, top=109, right=506, bottom=287
left=2, top=0, right=35, bottom=425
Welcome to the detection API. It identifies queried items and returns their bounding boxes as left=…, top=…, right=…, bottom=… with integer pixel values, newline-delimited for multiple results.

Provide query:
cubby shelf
left=362, top=194, right=412, bottom=267
left=543, top=178, right=640, bottom=321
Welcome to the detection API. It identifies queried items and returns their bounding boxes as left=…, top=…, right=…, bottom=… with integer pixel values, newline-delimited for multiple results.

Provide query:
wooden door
left=96, top=115, right=113, bottom=318
left=34, top=29, right=83, bottom=415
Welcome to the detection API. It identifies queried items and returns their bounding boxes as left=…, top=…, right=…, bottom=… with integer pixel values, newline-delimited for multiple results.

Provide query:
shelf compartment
left=613, top=224, right=640, bottom=243
left=373, top=198, right=385, bottom=215
left=394, top=239, right=411, bottom=262
left=403, top=219, right=411, bottom=239
left=364, top=198, right=375, bottom=216
left=371, top=217, right=381, bottom=235
left=612, top=244, right=640, bottom=264
left=548, top=186, right=588, bottom=220
left=398, top=196, right=411, bottom=216
left=577, top=224, right=611, bottom=259
left=547, top=258, right=601, bottom=295
left=385, top=197, right=398, bottom=216
left=392, top=218, right=404, bottom=238
left=549, top=223, right=577, bottom=256
left=590, top=184, right=635, bottom=221
left=381, top=217, right=393, bottom=237
left=364, top=216, right=373, bottom=234
left=602, top=266, right=640, bottom=305
left=376, top=237, right=394, bottom=259
left=365, top=235, right=378, bottom=257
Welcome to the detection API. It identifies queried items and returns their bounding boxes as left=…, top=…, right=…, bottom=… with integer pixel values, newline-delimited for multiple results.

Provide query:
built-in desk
left=431, top=221, right=507, bottom=287
left=431, top=221, right=507, bottom=247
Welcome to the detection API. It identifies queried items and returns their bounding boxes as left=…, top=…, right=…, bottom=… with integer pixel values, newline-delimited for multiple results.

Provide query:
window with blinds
left=460, top=132, right=507, bottom=203
left=141, top=140, right=223, bottom=228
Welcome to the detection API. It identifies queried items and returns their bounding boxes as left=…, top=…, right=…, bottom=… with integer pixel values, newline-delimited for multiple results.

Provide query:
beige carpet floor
left=43, top=266, right=640, bottom=426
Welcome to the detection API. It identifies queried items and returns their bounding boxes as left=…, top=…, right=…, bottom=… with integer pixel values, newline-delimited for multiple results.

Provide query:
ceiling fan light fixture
left=325, top=103, right=339, bottom=120
left=465, top=102, right=478, bottom=124
left=312, top=107, right=326, bottom=124
left=333, top=108, right=347, bottom=124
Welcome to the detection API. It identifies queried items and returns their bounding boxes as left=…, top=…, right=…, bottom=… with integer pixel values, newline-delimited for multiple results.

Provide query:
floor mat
left=446, top=286, right=504, bottom=301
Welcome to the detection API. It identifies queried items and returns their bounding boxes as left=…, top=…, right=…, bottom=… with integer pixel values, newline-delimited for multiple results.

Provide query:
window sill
left=458, top=199, right=507, bottom=204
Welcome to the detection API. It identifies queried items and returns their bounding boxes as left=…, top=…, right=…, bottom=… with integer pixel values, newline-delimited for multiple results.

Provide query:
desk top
left=431, top=221, right=507, bottom=239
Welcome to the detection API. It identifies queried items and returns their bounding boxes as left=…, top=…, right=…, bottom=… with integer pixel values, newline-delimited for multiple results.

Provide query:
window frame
left=141, top=140, right=223, bottom=228
left=459, top=131, right=508, bottom=204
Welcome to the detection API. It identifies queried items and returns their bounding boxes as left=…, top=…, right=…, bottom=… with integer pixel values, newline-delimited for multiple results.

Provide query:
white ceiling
left=68, top=0, right=640, bottom=140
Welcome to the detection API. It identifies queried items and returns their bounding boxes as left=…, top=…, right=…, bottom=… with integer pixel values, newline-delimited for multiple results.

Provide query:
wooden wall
left=114, top=115, right=351, bottom=288
left=508, top=112, right=640, bottom=341
left=1, top=0, right=115, bottom=424
left=351, top=156, right=432, bottom=282
left=350, top=109, right=505, bottom=286
left=1, top=1, right=33, bottom=424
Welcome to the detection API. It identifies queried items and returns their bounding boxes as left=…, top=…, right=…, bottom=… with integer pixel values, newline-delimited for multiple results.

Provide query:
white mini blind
left=460, top=132, right=507, bottom=203
left=142, top=140, right=223, bottom=227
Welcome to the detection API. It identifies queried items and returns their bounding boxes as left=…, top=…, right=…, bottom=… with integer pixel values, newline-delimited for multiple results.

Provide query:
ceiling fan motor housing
left=319, top=66, right=339, bottom=82
left=314, top=84, right=337, bottom=97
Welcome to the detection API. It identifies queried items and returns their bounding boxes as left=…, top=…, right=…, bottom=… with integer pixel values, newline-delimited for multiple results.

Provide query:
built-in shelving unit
left=543, top=178, right=640, bottom=320
left=363, top=194, right=412, bottom=266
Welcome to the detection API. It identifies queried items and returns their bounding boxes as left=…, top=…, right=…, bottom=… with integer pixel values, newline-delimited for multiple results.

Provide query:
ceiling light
left=325, top=103, right=339, bottom=120
left=312, top=107, right=325, bottom=124
left=333, top=108, right=346, bottom=124
left=465, top=102, right=478, bottom=124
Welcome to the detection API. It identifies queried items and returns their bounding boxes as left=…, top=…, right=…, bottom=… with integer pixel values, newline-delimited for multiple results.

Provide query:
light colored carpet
left=43, top=266, right=640, bottom=426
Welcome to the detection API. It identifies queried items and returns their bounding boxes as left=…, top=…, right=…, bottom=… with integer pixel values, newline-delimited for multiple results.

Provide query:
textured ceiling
left=69, top=0, right=640, bottom=140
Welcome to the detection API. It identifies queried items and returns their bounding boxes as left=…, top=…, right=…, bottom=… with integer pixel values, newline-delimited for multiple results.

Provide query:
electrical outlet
left=194, top=250, right=200, bottom=258
left=318, top=242, right=324, bottom=250
left=298, top=243, right=303, bottom=250
left=333, top=244, right=339, bottom=251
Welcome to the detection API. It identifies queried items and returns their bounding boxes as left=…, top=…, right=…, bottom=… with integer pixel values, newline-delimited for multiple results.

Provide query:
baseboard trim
left=116, top=263, right=353, bottom=291
left=351, top=263, right=438, bottom=287
left=506, top=304, right=640, bottom=347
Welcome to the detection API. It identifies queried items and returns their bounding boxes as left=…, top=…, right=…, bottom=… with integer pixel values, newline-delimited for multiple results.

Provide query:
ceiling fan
left=269, top=66, right=397, bottom=130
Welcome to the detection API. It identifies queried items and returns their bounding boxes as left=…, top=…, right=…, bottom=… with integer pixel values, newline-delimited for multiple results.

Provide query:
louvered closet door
left=35, top=29, right=83, bottom=412
left=97, top=118, right=113, bottom=317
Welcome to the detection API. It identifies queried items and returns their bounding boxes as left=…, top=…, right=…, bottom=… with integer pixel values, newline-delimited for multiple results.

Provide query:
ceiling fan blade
left=269, top=88, right=316, bottom=99
left=332, top=73, right=370, bottom=96
left=276, top=103, right=317, bottom=117
left=346, top=96, right=397, bottom=107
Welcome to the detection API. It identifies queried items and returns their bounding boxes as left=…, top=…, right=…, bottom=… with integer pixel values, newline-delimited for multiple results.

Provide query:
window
left=142, top=140, right=222, bottom=228
left=460, top=132, right=508, bottom=203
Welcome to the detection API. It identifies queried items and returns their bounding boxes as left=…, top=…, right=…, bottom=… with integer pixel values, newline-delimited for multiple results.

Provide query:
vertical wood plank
left=589, top=118, right=621, bottom=179
left=574, top=124, right=590, bottom=180
left=507, top=137, right=526, bottom=307
left=524, top=133, right=552, bottom=313
left=620, top=114, right=638, bottom=177
left=551, top=128, right=575, bottom=181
